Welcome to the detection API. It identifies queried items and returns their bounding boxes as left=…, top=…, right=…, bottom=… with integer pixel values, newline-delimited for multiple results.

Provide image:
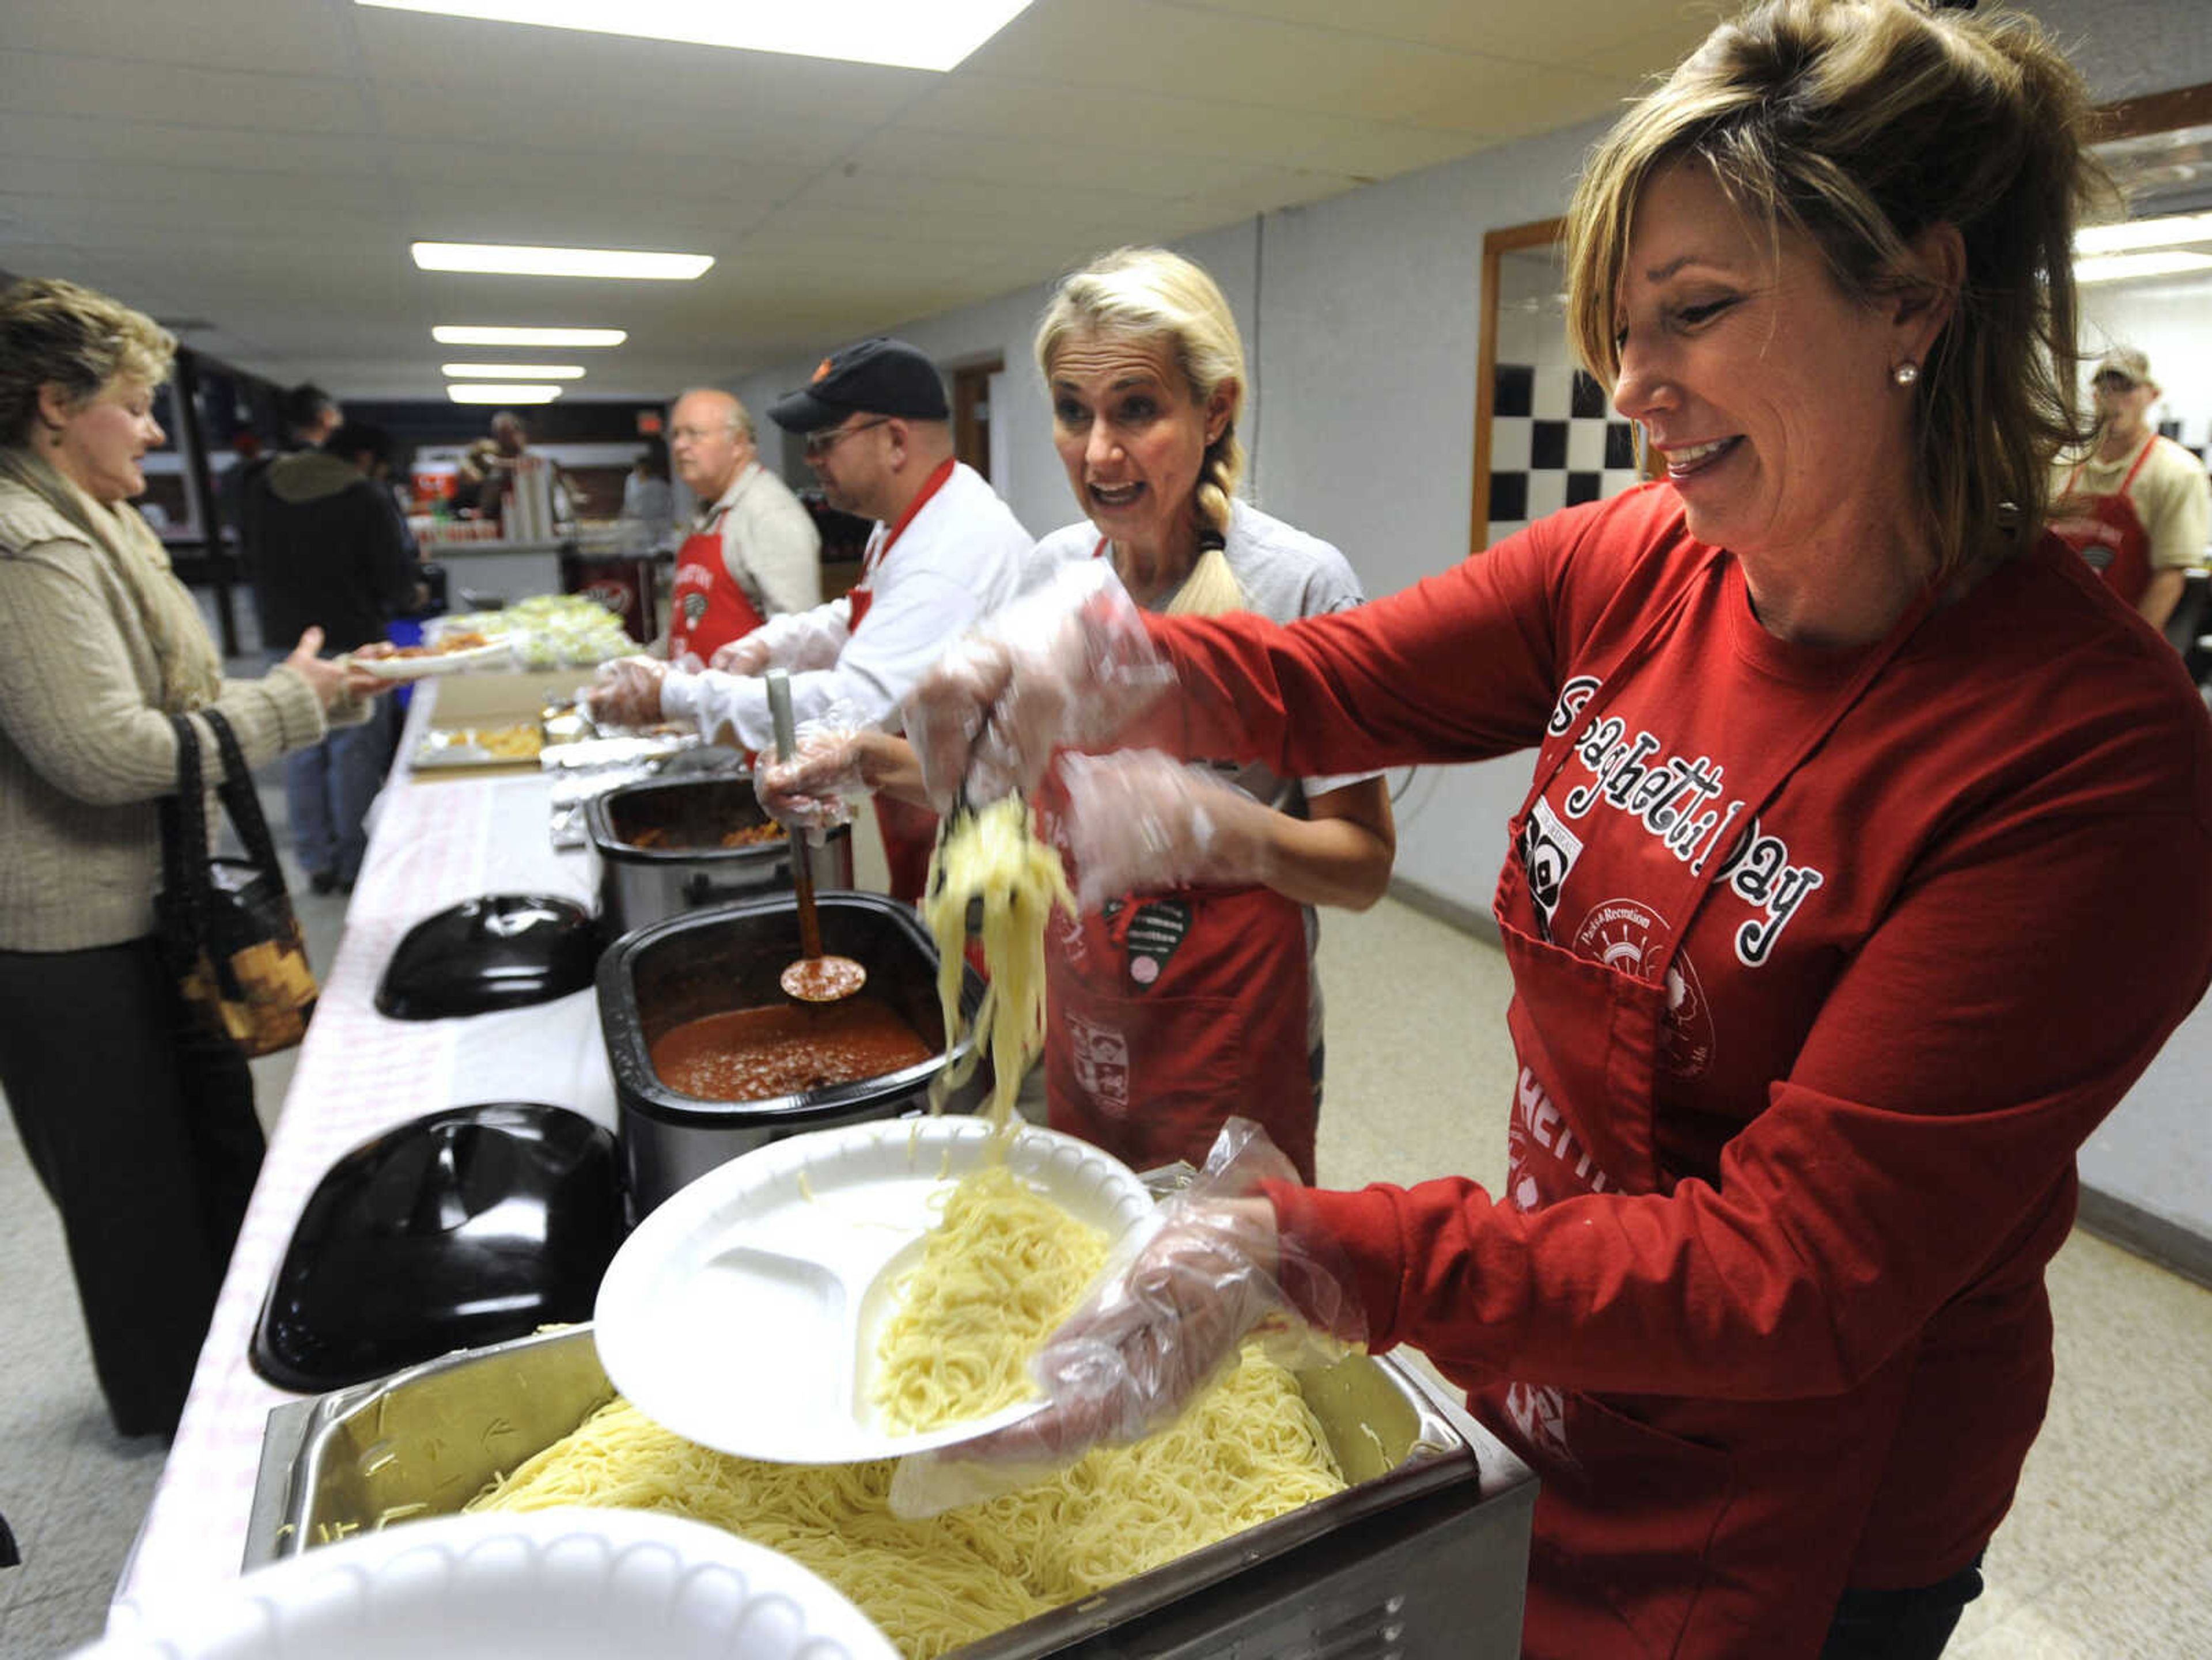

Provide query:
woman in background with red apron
left=903, top=6, right=2212, bottom=1656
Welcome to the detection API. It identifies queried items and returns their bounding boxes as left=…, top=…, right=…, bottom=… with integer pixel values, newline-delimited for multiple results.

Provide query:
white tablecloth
left=112, top=698, right=618, bottom=1619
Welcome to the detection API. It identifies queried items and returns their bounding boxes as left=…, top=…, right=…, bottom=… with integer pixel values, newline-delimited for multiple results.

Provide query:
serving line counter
left=109, top=676, right=1540, bottom=1655
left=114, top=679, right=618, bottom=1618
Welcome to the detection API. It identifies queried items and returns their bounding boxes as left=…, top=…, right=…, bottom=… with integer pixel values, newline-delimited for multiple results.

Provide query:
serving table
left=112, top=676, right=618, bottom=1620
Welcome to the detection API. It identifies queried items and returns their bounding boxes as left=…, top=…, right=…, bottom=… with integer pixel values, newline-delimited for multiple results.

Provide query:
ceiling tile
left=0, top=49, right=369, bottom=135
left=5, top=0, right=359, bottom=78
left=5, top=113, right=388, bottom=179
left=891, top=72, right=1477, bottom=180
left=1169, top=0, right=1702, bottom=71
left=960, top=0, right=1527, bottom=124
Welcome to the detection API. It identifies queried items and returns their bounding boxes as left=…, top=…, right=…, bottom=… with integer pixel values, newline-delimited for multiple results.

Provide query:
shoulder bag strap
left=160, top=712, right=213, bottom=965
left=200, top=707, right=291, bottom=896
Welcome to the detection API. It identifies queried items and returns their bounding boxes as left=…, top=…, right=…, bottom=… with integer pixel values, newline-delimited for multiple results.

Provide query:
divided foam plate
left=593, top=1117, right=1152, bottom=1465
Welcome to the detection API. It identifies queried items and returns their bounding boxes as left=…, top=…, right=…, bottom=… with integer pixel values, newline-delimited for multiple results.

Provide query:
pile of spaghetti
left=466, top=1345, right=1344, bottom=1659
left=869, top=1160, right=1108, bottom=1434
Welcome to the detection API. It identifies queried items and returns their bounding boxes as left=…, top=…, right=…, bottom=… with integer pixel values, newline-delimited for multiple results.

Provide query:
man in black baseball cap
left=589, top=333, right=1032, bottom=901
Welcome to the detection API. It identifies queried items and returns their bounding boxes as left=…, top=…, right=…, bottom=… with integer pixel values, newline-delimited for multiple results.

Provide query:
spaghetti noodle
left=920, top=795, right=1074, bottom=1131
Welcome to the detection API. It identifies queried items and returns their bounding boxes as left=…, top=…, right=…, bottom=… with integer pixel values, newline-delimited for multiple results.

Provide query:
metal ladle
left=765, top=669, right=867, bottom=1003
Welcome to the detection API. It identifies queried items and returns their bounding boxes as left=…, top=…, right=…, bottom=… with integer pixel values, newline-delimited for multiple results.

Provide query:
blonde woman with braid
left=759, top=248, right=1395, bottom=1180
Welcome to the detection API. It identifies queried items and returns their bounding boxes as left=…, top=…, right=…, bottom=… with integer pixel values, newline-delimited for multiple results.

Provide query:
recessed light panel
left=414, top=242, right=712, bottom=280
left=447, top=384, right=565, bottom=404
left=2074, top=251, right=2212, bottom=285
left=356, top=0, right=1036, bottom=73
left=441, top=363, right=586, bottom=378
left=2075, top=211, right=2212, bottom=258
left=433, top=326, right=626, bottom=347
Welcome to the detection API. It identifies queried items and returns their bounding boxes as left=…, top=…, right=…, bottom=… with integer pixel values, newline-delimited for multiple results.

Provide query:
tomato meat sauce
left=649, top=997, right=933, bottom=1101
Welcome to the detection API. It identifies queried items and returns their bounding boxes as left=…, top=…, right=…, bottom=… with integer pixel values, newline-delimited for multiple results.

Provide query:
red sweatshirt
left=1141, top=484, right=2212, bottom=1648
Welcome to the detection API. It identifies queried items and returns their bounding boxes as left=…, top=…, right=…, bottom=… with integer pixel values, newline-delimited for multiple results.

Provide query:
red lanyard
left=861, top=458, right=956, bottom=584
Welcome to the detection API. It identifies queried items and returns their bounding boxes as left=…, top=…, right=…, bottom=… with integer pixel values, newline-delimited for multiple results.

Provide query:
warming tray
left=245, top=1324, right=1534, bottom=1658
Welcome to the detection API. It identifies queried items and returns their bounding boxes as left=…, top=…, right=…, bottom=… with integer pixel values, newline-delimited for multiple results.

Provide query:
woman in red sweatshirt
left=902, top=3, right=2212, bottom=1655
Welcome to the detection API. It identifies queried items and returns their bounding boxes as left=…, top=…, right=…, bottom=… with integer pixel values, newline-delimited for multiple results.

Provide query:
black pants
left=1820, top=1555, right=1985, bottom=1659
left=0, top=937, right=265, bottom=1438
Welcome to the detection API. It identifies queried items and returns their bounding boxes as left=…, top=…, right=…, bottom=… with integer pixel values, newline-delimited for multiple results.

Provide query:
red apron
left=666, top=511, right=767, bottom=666
left=2052, top=438, right=2158, bottom=607
left=1484, top=556, right=1941, bottom=1657
left=853, top=458, right=956, bottom=903
left=1037, top=792, right=1319, bottom=1183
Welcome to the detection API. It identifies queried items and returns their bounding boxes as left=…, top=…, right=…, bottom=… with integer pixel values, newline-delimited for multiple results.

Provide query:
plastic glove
left=904, top=562, right=1173, bottom=817
left=753, top=702, right=871, bottom=835
left=1056, top=749, right=1275, bottom=911
left=585, top=655, right=670, bottom=729
left=710, top=632, right=774, bottom=676
left=888, top=1118, right=1362, bottom=1519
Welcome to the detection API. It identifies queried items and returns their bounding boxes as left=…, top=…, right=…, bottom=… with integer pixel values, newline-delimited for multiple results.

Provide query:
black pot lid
left=376, top=894, right=598, bottom=1020
left=251, top=1103, right=624, bottom=1393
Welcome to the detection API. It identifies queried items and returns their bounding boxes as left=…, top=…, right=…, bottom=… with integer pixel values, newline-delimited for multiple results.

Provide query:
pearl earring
left=1893, top=362, right=1920, bottom=388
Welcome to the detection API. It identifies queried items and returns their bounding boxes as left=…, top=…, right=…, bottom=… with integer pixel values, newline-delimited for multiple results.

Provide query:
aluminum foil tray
left=246, top=1323, right=1521, bottom=1658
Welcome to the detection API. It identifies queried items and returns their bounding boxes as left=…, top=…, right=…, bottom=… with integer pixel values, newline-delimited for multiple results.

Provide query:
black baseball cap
left=768, top=337, right=950, bottom=433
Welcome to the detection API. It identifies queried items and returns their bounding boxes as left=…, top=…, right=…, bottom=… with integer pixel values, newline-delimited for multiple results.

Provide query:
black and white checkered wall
left=1487, top=365, right=1645, bottom=546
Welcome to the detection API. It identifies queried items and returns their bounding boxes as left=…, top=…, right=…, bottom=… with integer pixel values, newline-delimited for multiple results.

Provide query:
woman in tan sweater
left=0, top=278, right=383, bottom=1438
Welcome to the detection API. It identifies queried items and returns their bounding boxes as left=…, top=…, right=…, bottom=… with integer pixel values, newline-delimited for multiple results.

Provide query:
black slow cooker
left=598, top=890, right=987, bottom=1215
left=586, top=774, right=854, bottom=942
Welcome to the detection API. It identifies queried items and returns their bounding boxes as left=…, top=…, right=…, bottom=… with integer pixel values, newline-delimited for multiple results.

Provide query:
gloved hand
left=710, top=632, right=774, bottom=676
left=585, top=655, right=671, bottom=729
left=888, top=1119, right=1361, bottom=1518
left=1056, top=749, right=1274, bottom=911
left=904, top=562, right=1173, bottom=817
left=753, top=703, right=872, bottom=835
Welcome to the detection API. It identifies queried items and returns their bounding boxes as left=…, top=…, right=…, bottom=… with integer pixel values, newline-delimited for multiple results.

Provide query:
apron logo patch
left=1519, top=799, right=1583, bottom=939
left=1060, top=1008, right=1129, bottom=1117
left=1101, top=897, right=1191, bottom=988
left=1571, top=899, right=1715, bottom=1078
left=681, top=591, right=708, bottom=626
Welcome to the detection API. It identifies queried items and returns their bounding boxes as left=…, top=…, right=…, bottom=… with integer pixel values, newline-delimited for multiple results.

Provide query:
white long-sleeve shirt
left=660, top=461, right=1029, bottom=752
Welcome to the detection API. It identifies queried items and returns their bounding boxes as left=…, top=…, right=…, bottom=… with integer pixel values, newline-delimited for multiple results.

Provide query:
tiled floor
left=3, top=786, right=2210, bottom=1654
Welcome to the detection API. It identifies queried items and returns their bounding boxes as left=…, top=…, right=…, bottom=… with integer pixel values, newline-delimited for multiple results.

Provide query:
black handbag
left=156, top=708, right=319, bottom=1057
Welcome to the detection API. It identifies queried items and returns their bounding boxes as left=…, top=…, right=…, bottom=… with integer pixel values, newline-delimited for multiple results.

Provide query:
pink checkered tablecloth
left=111, top=695, right=617, bottom=1620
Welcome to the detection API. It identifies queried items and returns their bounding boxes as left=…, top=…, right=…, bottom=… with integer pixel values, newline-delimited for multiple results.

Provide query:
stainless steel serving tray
left=246, top=1323, right=1520, bottom=1658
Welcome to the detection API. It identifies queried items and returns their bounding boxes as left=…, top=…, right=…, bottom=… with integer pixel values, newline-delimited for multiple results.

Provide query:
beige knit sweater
left=0, top=479, right=332, bottom=952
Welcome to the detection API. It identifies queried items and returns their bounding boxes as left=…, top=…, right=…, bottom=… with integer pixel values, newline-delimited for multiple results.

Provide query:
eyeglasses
left=802, top=417, right=888, bottom=459
left=2092, top=374, right=2142, bottom=393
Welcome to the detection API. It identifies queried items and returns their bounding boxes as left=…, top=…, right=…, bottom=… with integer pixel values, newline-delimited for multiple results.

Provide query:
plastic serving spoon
left=764, top=669, right=867, bottom=1003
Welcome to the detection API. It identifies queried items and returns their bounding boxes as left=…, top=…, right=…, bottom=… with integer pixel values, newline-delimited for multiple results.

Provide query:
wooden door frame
left=1469, top=217, right=1566, bottom=551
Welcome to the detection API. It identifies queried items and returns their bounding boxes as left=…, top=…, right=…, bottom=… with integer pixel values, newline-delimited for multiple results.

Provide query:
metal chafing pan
left=245, top=1322, right=1533, bottom=1657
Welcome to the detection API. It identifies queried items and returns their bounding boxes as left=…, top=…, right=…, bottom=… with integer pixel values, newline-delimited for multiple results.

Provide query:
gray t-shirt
left=1028, top=498, right=1384, bottom=1055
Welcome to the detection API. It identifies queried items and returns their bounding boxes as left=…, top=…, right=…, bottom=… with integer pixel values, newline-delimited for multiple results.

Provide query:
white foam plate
left=349, top=638, right=514, bottom=680
left=83, top=1507, right=896, bottom=1660
left=594, top=1117, right=1153, bottom=1465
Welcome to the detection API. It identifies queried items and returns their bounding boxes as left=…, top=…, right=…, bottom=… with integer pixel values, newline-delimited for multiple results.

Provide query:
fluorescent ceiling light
left=433, top=325, right=625, bottom=347
left=2075, top=211, right=2212, bottom=257
left=414, top=242, right=712, bottom=280
left=354, top=0, right=1035, bottom=73
left=2074, top=251, right=2212, bottom=285
left=447, top=383, right=565, bottom=404
left=441, top=362, right=586, bottom=378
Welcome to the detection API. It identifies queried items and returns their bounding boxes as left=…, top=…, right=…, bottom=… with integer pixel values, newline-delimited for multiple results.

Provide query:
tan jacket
left=0, top=480, right=331, bottom=950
